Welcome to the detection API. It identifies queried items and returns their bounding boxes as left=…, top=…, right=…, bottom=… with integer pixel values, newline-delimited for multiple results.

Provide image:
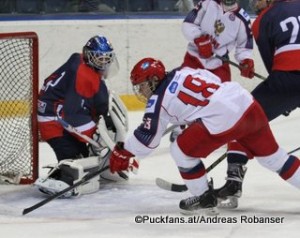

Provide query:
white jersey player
left=109, top=58, right=300, bottom=214
left=170, top=0, right=255, bottom=142
left=181, top=0, right=254, bottom=81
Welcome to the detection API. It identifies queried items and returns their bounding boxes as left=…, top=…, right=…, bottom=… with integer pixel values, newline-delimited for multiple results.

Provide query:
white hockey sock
left=183, top=173, right=209, bottom=196
left=279, top=155, right=300, bottom=189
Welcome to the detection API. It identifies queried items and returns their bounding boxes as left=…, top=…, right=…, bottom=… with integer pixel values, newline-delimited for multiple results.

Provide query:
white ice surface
left=1, top=110, right=300, bottom=238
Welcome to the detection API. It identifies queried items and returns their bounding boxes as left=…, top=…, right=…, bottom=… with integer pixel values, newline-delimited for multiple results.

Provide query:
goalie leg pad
left=34, top=177, right=73, bottom=198
left=34, top=157, right=101, bottom=197
left=71, top=156, right=101, bottom=195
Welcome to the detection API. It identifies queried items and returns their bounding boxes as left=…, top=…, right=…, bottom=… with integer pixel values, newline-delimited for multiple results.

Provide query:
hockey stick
left=215, top=55, right=266, bottom=80
left=156, top=153, right=227, bottom=192
left=57, top=117, right=129, bottom=177
left=22, top=165, right=109, bottom=215
left=287, top=146, right=300, bottom=155
left=57, top=117, right=103, bottom=148
left=156, top=146, right=300, bottom=192
left=163, top=124, right=179, bottom=136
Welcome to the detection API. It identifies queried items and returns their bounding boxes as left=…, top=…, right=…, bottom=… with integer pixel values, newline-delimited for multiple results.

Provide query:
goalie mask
left=83, top=35, right=119, bottom=78
left=130, top=58, right=166, bottom=103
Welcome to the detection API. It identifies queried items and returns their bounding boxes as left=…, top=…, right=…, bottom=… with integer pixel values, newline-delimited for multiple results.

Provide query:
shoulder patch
left=168, top=82, right=178, bottom=93
left=238, top=8, right=250, bottom=22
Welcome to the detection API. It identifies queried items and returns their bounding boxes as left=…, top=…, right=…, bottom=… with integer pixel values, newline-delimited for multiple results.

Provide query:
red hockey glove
left=239, top=59, right=255, bottom=79
left=194, top=34, right=213, bottom=59
left=110, top=142, right=139, bottom=174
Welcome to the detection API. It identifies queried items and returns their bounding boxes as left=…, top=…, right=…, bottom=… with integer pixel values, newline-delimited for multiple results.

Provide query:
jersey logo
left=143, top=117, right=152, bottom=130
left=238, top=8, right=250, bottom=22
left=168, top=82, right=178, bottom=93
left=38, top=100, right=46, bottom=113
left=146, top=95, right=158, bottom=113
left=42, top=71, right=65, bottom=92
left=214, top=20, right=225, bottom=36
left=229, top=13, right=236, bottom=21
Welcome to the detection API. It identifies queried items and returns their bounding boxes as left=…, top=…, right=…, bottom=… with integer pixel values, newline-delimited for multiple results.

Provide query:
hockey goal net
left=0, top=32, right=39, bottom=184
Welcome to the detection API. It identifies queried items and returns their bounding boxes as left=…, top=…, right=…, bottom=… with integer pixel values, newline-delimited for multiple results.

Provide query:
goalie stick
left=155, top=146, right=300, bottom=192
left=22, top=165, right=109, bottom=215
left=57, top=90, right=128, bottom=151
left=57, top=117, right=104, bottom=148
left=57, top=117, right=131, bottom=180
left=23, top=93, right=124, bottom=215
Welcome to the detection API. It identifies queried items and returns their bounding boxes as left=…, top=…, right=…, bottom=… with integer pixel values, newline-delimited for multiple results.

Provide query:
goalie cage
left=0, top=32, right=39, bottom=184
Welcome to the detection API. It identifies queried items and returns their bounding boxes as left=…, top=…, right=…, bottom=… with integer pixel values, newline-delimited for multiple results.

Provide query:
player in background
left=35, top=35, right=129, bottom=198
left=215, top=0, right=300, bottom=206
left=176, top=0, right=195, bottom=12
left=170, top=0, right=255, bottom=141
left=108, top=57, right=300, bottom=214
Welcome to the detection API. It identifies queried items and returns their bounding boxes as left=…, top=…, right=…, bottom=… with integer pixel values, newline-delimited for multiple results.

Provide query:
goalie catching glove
left=110, top=142, right=139, bottom=174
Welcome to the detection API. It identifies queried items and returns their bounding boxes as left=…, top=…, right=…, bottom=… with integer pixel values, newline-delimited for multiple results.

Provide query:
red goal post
left=0, top=32, right=39, bottom=184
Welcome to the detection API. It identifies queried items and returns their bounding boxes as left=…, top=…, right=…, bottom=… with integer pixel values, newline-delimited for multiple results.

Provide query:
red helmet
left=130, top=58, right=166, bottom=85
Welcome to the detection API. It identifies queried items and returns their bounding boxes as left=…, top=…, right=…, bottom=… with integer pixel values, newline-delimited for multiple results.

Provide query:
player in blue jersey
left=38, top=35, right=118, bottom=160
left=215, top=0, right=300, bottom=207
left=35, top=35, right=129, bottom=197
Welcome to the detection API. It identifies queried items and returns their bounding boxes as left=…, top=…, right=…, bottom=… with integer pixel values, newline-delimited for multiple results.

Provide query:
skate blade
left=217, top=196, right=238, bottom=209
left=180, top=207, right=219, bottom=216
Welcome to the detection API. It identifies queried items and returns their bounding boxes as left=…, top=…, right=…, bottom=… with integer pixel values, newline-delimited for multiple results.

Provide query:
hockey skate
left=179, top=182, right=219, bottom=215
left=215, top=163, right=247, bottom=209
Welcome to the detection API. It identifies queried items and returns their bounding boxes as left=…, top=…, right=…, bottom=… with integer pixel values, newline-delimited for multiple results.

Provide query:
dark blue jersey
left=38, top=53, right=109, bottom=140
left=252, top=0, right=300, bottom=73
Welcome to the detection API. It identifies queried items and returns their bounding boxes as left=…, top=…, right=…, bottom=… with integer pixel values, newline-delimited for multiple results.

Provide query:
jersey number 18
left=178, top=75, right=219, bottom=107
